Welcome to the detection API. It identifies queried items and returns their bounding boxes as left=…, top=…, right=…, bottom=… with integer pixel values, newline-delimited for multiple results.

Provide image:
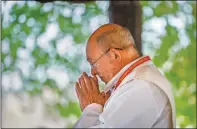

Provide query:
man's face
left=86, top=42, right=121, bottom=84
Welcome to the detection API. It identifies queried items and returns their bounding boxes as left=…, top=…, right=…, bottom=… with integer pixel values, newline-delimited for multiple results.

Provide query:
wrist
left=83, top=103, right=103, bottom=114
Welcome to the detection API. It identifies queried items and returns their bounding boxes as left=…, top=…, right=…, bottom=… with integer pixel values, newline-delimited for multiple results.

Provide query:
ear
left=109, top=48, right=121, bottom=61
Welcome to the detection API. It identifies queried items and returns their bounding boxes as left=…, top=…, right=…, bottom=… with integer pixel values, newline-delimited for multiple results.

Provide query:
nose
left=91, top=67, right=97, bottom=76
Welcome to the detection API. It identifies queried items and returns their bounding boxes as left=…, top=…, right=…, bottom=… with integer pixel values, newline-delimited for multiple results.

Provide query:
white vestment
left=74, top=56, right=176, bottom=128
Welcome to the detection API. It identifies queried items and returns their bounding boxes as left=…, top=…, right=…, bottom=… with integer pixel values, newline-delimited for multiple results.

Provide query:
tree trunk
left=109, top=1, right=142, bottom=55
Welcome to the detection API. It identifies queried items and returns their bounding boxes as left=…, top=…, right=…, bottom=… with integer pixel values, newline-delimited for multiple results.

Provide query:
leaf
left=56, top=102, right=81, bottom=117
left=1, top=53, right=7, bottom=62
left=55, top=54, right=79, bottom=72
left=2, top=23, right=15, bottom=39
left=32, top=47, right=49, bottom=66
left=21, top=24, right=31, bottom=35
left=25, top=78, right=43, bottom=95
left=153, top=25, right=179, bottom=67
left=140, top=1, right=149, bottom=7
left=154, top=1, right=178, bottom=17
left=81, top=2, right=102, bottom=19
left=10, top=40, right=22, bottom=61
left=72, top=26, right=87, bottom=43
left=43, top=79, right=57, bottom=89
left=58, top=15, right=73, bottom=33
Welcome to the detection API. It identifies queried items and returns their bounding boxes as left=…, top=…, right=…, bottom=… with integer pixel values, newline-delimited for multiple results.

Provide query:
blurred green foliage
left=140, top=1, right=196, bottom=128
left=1, top=1, right=196, bottom=128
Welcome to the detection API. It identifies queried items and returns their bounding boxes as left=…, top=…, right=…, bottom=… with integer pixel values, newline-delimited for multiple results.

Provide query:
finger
left=78, top=78, right=81, bottom=88
left=83, top=72, right=93, bottom=91
left=90, top=77, right=99, bottom=93
left=93, top=75, right=99, bottom=90
left=101, top=91, right=105, bottom=97
left=93, top=75, right=98, bottom=84
left=75, top=82, right=82, bottom=99
left=79, top=76, right=88, bottom=95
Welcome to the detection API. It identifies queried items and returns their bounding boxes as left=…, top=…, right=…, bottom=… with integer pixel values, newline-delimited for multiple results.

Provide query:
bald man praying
left=74, top=24, right=176, bottom=128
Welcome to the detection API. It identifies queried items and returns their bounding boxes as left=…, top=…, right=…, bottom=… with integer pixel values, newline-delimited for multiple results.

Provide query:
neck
left=121, top=47, right=141, bottom=67
left=121, top=54, right=141, bottom=69
left=104, top=54, right=141, bottom=92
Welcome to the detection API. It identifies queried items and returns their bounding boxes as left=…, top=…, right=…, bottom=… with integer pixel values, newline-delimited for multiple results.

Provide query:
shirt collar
left=103, top=56, right=150, bottom=93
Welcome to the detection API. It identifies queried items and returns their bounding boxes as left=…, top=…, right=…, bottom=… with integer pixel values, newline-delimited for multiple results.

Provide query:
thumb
left=101, top=91, right=105, bottom=97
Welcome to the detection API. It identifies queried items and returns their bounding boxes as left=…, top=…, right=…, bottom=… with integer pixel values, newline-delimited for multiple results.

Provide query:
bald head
left=86, top=23, right=140, bottom=83
left=87, top=23, right=136, bottom=52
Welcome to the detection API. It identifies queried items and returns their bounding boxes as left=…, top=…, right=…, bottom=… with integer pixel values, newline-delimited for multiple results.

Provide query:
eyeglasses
left=91, top=48, right=122, bottom=68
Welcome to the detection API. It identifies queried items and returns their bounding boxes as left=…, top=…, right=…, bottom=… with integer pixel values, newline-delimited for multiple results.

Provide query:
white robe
left=74, top=56, right=176, bottom=128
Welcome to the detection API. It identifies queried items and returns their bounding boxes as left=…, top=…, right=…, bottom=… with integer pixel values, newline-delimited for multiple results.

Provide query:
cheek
left=97, top=62, right=108, bottom=72
left=96, top=60, right=112, bottom=73
left=102, top=60, right=116, bottom=73
left=108, top=59, right=122, bottom=74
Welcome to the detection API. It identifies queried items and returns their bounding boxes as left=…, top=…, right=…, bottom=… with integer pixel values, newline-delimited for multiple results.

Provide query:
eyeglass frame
left=90, top=47, right=123, bottom=68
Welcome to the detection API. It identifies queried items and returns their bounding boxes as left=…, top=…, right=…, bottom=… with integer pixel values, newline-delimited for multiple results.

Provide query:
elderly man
left=74, top=24, right=176, bottom=128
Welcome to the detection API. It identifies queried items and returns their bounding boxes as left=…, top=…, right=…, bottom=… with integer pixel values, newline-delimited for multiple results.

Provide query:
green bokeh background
left=1, top=1, right=196, bottom=128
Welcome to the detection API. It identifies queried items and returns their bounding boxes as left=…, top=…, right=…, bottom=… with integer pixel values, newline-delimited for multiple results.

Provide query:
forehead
left=86, top=39, right=102, bottom=61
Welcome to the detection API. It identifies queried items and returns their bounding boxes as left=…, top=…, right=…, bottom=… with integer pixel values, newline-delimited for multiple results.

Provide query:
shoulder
left=116, top=79, right=169, bottom=102
left=112, top=79, right=154, bottom=98
left=107, top=79, right=168, bottom=113
left=103, top=80, right=159, bottom=126
left=106, top=79, right=156, bottom=107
